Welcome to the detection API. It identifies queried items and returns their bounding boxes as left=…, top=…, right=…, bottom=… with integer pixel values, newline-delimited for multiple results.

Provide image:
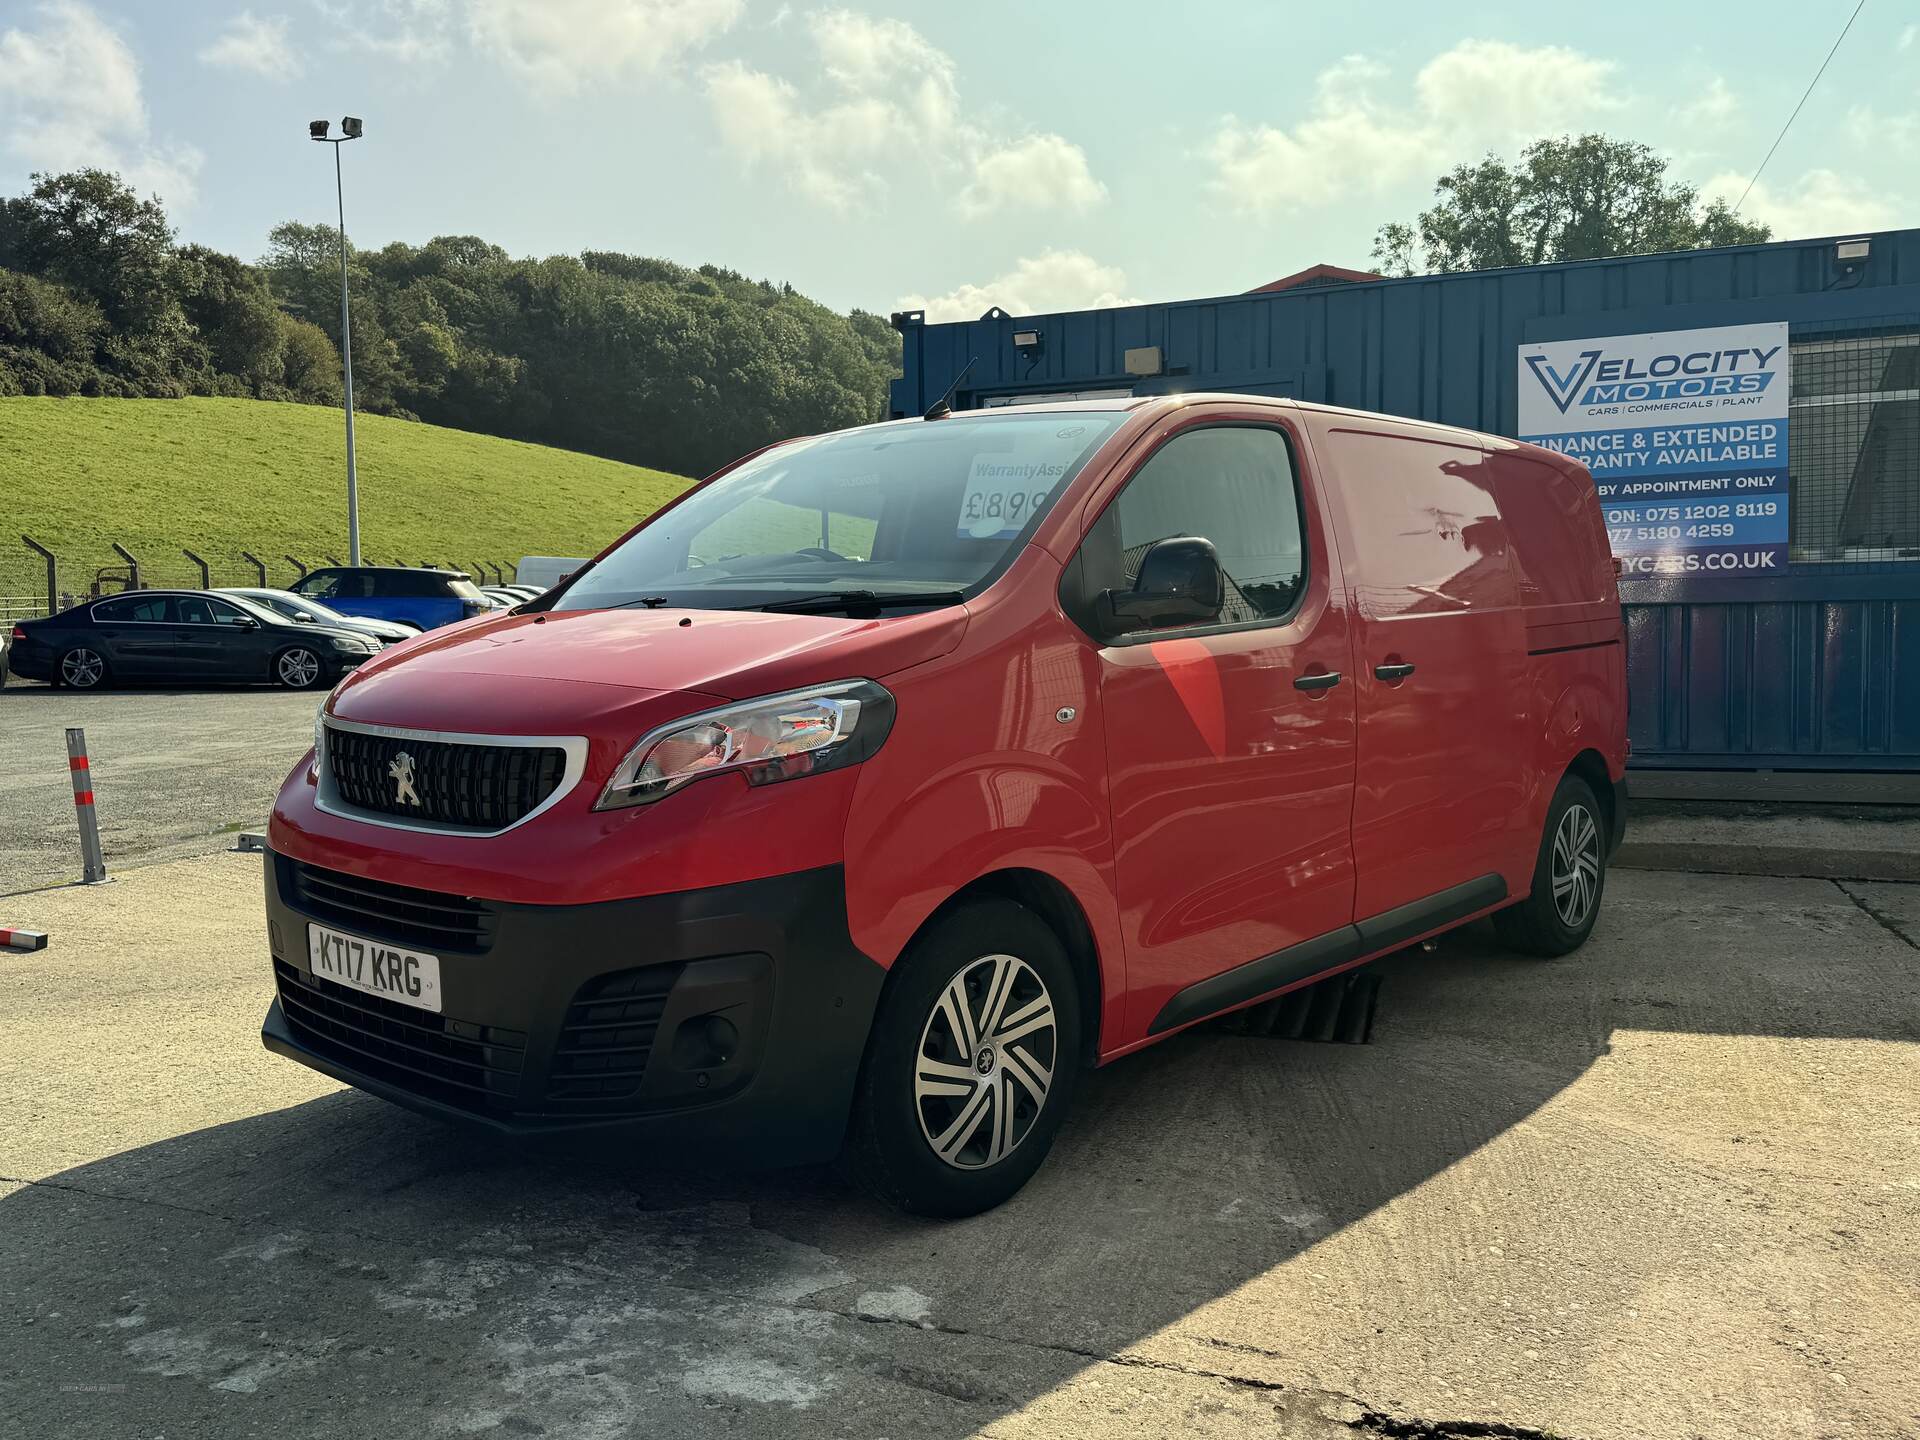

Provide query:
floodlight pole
left=312, top=121, right=364, bottom=566
left=333, top=141, right=359, bottom=567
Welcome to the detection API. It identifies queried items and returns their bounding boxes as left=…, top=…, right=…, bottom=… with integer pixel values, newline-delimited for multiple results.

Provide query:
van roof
left=857, top=394, right=1578, bottom=474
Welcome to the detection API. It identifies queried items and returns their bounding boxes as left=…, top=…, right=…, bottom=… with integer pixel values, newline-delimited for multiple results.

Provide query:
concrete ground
left=0, top=680, right=317, bottom=895
left=3, top=856, right=1916, bottom=1440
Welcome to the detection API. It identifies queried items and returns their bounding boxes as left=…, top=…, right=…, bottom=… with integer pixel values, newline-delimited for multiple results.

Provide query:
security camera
left=341, top=116, right=364, bottom=139
left=309, top=119, right=330, bottom=139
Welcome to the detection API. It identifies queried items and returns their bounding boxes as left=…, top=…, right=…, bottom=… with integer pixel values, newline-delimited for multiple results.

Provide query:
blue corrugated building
left=888, top=231, right=1920, bottom=788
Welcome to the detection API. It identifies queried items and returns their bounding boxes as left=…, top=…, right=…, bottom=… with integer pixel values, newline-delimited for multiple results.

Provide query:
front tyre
left=1494, top=773, right=1607, bottom=957
left=273, top=646, right=327, bottom=690
left=847, top=898, right=1081, bottom=1217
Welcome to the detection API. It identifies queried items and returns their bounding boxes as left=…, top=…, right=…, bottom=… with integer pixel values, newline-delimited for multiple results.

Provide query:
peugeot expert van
left=261, top=395, right=1627, bottom=1216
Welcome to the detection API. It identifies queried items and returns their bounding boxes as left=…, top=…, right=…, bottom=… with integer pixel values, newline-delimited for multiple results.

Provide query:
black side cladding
left=1148, top=873, right=1505, bottom=1035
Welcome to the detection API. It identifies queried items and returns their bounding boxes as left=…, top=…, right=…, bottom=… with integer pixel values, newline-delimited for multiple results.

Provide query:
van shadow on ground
left=6, top=870, right=1916, bottom=1438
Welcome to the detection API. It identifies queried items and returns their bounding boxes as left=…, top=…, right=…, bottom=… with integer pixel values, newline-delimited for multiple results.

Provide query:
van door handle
left=1293, top=670, right=1342, bottom=692
left=1374, top=662, right=1416, bottom=681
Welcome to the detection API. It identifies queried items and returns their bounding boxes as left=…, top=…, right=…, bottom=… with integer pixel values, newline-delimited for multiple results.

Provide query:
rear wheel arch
left=1564, top=748, right=1617, bottom=855
left=901, top=868, right=1105, bottom=1069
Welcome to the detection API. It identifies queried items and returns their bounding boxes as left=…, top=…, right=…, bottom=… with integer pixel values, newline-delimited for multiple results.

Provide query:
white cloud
left=703, top=8, right=1102, bottom=218
left=898, top=250, right=1141, bottom=323
left=467, top=0, right=741, bottom=94
left=1701, top=168, right=1898, bottom=240
left=319, top=0, right=455, bottom=65
left=959, top=133, right=1105, bottom=218
left=1847, top=104, right=1920, bottom=153
left=704, top=9, right=957, bottom=210
left=1900, top=24, right=1916, bottom=51
left=0, top=1, right=202, bottom=206
left=1675, top=76, right=1738, bottom=131
left=201, top=11, right=301, bottom=80
left=1413, top=39, right=1618, bottom=136
left=1206, top=39, right=1624, bottom=216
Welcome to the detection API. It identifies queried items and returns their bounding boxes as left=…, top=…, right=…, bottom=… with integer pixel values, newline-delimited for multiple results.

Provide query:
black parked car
left=8, top=590, right=379, bottom=690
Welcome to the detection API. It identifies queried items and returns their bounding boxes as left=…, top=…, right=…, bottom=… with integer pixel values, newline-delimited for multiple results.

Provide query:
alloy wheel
left=278, top=649, right=321, bottom=688
left=914, top=953, right=1057, bottom=1171
left=62, top=649, right=104, bottom=688
left=1551, top=802, right=1600, bottom=927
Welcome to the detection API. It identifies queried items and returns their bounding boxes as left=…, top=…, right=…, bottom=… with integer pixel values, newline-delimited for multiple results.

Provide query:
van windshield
left=551, top=411, right=1129, bottom=614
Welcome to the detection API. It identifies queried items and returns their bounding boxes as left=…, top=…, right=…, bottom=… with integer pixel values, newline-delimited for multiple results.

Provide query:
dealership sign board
left=1517, top=322, right=1789, bottom=577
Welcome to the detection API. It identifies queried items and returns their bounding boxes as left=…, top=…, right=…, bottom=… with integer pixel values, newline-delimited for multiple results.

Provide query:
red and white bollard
left=66, top=727, right=109, bottom=885
left=0, top=927, right=49, bottom=952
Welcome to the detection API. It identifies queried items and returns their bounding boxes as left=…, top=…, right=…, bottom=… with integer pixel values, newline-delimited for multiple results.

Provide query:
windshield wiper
left=754, top=590, right=968, bottom=615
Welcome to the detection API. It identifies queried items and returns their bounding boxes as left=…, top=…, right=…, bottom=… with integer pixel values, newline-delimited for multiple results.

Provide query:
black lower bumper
left=261, top=851, right=885, bottom=1166
left=1609, top=777, right=1629, bottom=857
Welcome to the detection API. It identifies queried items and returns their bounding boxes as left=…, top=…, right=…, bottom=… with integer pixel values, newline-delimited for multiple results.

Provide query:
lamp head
left=308, top=119, right=330, bottom=140
left=341, top=116, right=364, bottom=140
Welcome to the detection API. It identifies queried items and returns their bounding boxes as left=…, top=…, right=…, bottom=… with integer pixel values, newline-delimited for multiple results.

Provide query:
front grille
left=286, top=858, right=494, bottom=954
left=325, top=725, right=567, bottom=830
left=274, top=959, right=525, bottom=1110
left=545, top=965, right=685, bottom=1108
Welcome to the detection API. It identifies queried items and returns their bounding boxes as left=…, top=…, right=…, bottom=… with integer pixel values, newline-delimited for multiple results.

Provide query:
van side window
left=1322, top=428, right=1516, bottom=617
left=1090, top=426, right=1306, bottom=626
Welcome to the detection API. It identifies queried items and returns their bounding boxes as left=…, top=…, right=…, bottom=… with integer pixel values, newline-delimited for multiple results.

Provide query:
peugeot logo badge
left=389, top=750, right=421, bottom=807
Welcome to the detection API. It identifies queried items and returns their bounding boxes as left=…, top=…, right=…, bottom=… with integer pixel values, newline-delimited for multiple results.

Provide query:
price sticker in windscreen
left=957, top=457, right=1069, bottom=540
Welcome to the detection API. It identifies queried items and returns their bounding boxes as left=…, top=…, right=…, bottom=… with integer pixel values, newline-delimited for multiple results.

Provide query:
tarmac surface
left=0, top=680, right=317, bottom=894
left=3, top=856, right=1916, bottom=1439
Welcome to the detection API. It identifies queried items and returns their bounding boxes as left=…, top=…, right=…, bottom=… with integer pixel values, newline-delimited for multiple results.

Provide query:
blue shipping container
left=890, top=230, right=1920, bottom=775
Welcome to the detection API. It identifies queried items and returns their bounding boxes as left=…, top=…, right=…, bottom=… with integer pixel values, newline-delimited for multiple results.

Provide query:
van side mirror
left=1099, top=535, right=1225, bottom=636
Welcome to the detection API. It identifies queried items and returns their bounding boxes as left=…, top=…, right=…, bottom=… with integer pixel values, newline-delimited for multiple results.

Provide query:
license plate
left=307, top=923, right=443, bottom=1013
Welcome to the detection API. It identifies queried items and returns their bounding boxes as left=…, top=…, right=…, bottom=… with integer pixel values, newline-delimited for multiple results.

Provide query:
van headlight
left=595, top=680, right=895, bottom=811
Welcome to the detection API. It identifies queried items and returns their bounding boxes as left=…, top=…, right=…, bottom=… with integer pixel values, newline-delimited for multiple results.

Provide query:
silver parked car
left=217, top=588, right=421, bottom=645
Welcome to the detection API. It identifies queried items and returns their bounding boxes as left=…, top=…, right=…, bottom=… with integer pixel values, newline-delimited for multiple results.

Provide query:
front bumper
left=260, top=848, right=885, bottom=1165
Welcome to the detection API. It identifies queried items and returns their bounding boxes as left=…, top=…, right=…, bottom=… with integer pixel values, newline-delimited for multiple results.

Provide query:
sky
left=1, top=1, right=1916, bottom=321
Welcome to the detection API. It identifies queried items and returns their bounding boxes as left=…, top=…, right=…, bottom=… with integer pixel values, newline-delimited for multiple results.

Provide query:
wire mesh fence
left=1788, top=317, right=1920, bottom=574
left=0, top=546, right=520, bottom=621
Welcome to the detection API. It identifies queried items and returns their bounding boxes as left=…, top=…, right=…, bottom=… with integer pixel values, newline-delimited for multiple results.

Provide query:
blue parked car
left=289, top=567, right=494, bottom=632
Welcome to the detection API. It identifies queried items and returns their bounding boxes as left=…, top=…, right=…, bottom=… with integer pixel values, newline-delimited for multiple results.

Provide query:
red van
left=262, top=396, right=1626, bottom=1215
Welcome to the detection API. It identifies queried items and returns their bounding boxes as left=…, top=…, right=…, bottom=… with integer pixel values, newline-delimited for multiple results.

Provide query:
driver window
left=1089, top=426, right=1306, bottom=626
left=176, top=597, right=216, bottom=625
left=206, top=599, right=253, bottom=626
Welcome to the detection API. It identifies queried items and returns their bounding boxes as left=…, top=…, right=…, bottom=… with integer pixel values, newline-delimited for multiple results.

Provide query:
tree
left=179, top=245, right=285, bottom=392
left=0, top=270, right=106, bottom=396
left=273, top=314, right=343, bottom=404
left=1373, top=134, right=1771, bottom=276
left=7, top=170, right=181, bottom=334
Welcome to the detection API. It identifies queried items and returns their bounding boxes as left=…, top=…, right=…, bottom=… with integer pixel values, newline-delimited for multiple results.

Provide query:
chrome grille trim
left=315, top=714, right=589, bottom=838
